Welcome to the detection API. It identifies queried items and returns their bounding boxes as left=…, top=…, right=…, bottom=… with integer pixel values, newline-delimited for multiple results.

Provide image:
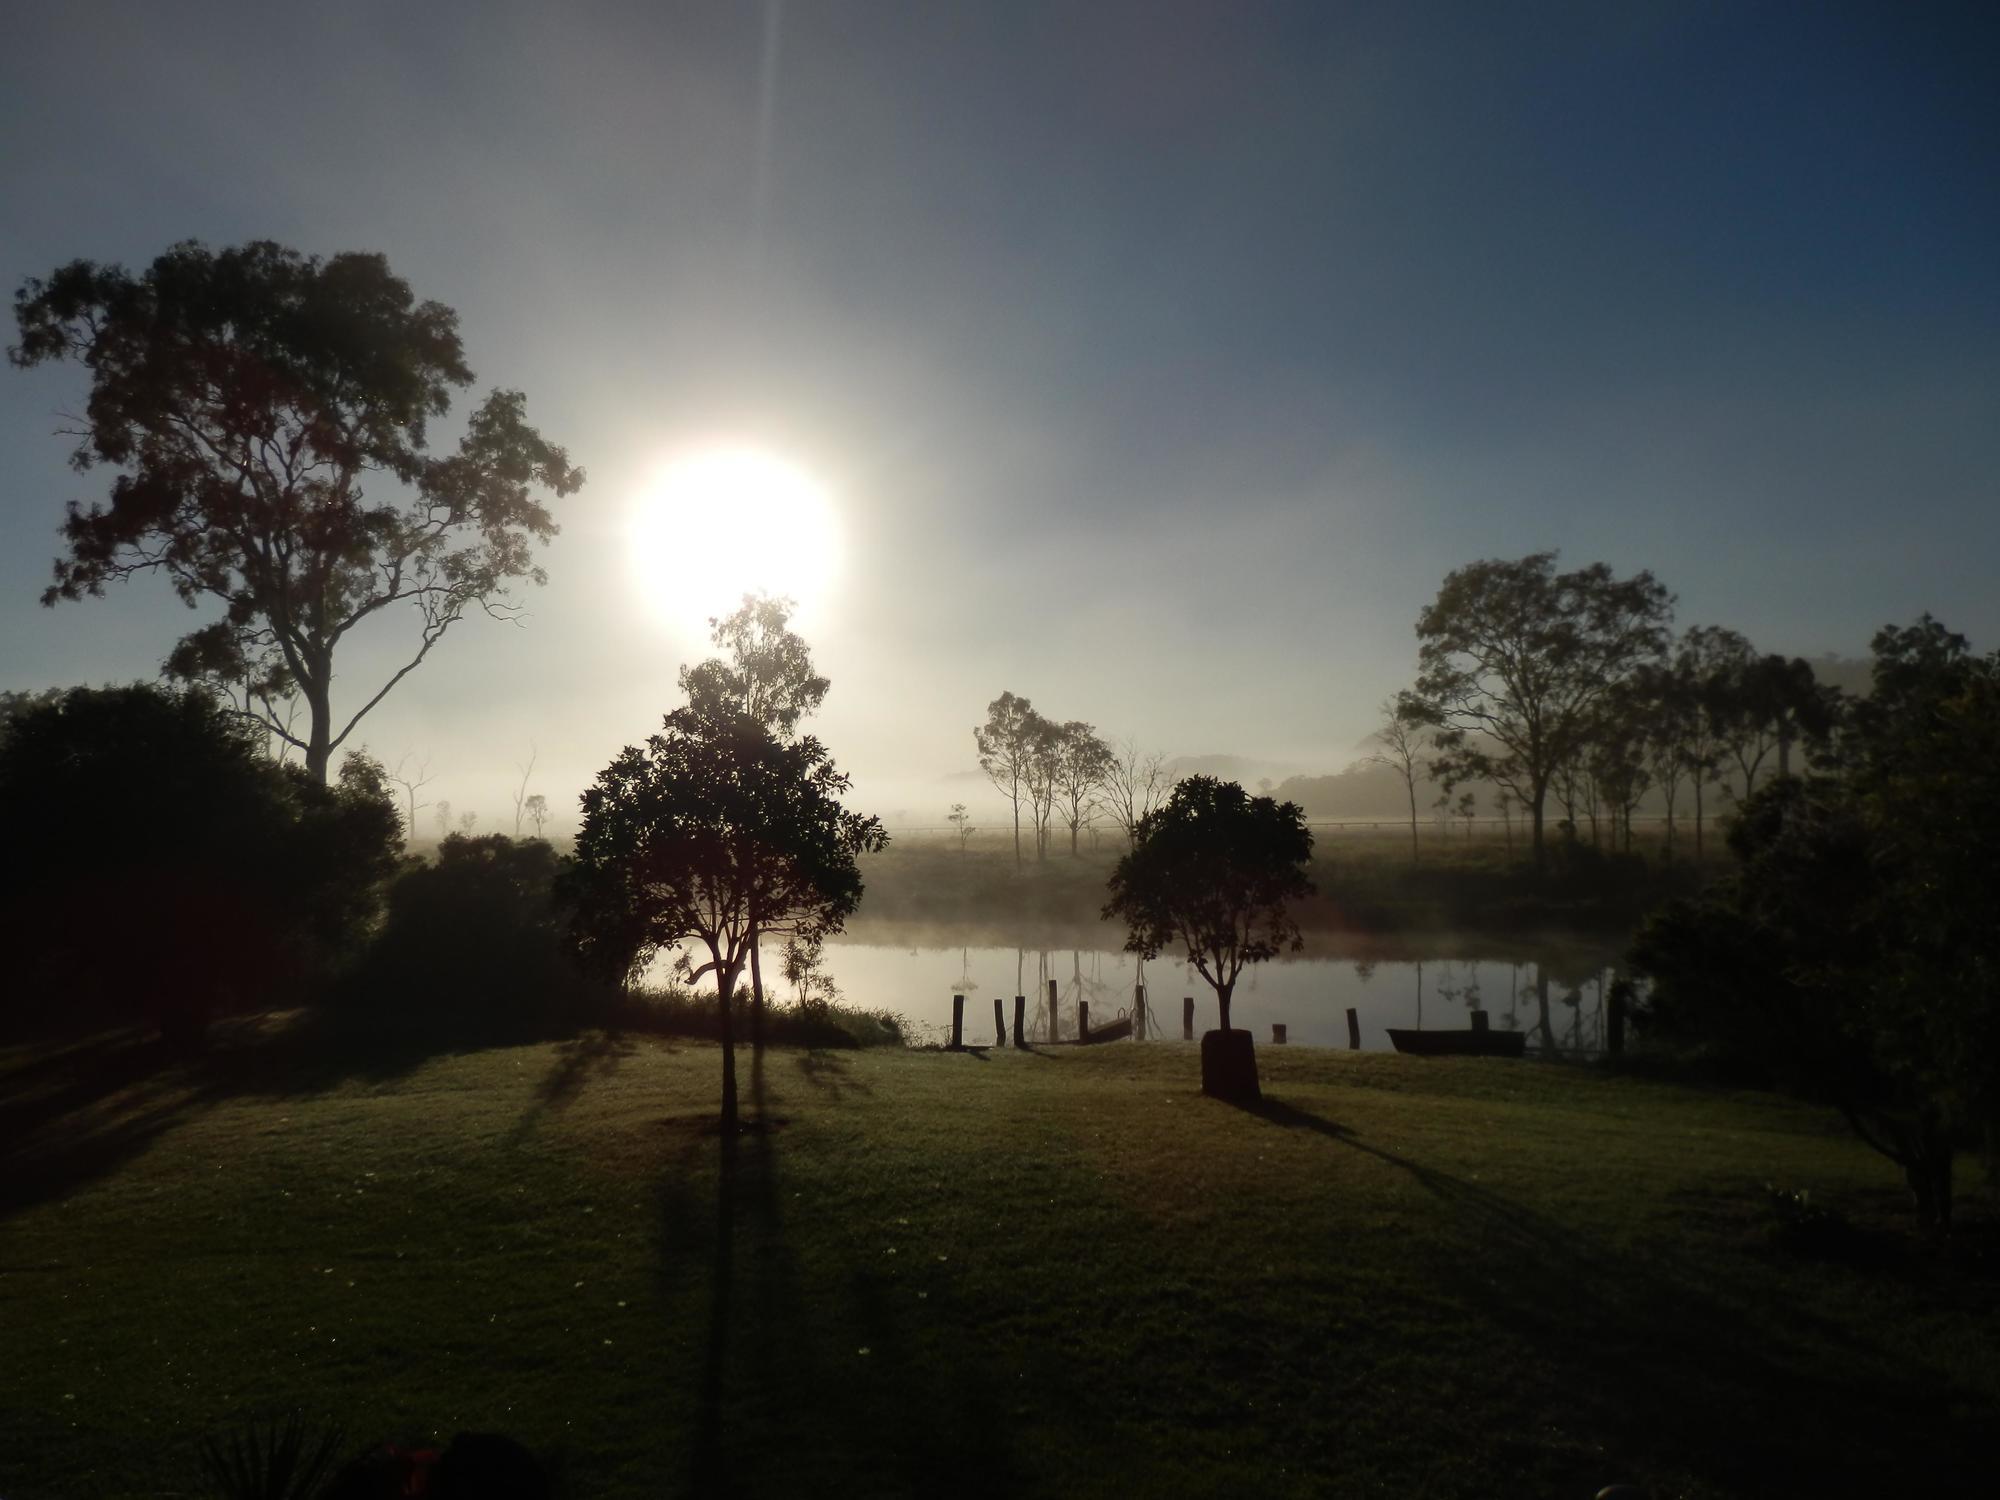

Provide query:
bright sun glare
left=630, top=447, right=841, bottom=638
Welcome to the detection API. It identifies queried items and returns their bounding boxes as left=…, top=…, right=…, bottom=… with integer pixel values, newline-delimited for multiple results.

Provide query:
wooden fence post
left=950, top=994, right=964, bottom=1050
left=1078, top=999, right=1091, bottom=1041
left=1048, top=978, right=1059, bottom=1043
left=1607, top=985, right=1626, bottom=1057
left=1346, top=1007, right=1361, bottom=1050
left=1013, top=994, right=1026, bottom=1049
left=1272, top=1024, right=1287, bottom=1045
left=994, top=997, right=1006, bottom=1047
left=1183, top=995, right=1195, bottom=1040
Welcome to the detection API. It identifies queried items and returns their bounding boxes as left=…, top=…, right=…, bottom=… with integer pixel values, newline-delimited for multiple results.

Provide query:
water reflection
left=823, top=936, right=1629, bottom=1054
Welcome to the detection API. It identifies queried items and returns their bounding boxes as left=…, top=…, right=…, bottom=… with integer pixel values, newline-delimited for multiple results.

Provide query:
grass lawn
left=2, top=1024, right=1994, bottom=1497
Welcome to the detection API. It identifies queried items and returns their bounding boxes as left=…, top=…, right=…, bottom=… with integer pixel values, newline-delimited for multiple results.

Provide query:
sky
left=3, top=0, right=1996, bottom=831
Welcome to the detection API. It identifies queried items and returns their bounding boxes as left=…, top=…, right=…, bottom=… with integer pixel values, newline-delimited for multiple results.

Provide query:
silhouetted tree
left=680, top=592, right=829, bottom=737
left=0, top=685, right=399, bottom=1043
left=1633, top=618, right=2000, bottom=1230
left=1098, top=734, right=1175, bottom=848
left=9, top=240, right=584, bottom=782
left=1407, top=553, right=1674, bottom=872
left=1662, top=626, right=1746, bottom=858
left=947, top=802, right=974, bottom=852
left=1049, top=720, right=1113, bottom=856
left=511, top=745, right=538, bottom=834
left=1103, top=775, right=1314, bottom=1034
left=1367, top=695, right=1431, bottom=863
left=566, top=703, right=883, bottom=1129
left=389, top=753, right=435, bottom=844
left=975, top=691, right=1041, bottom=867
left=525, top=793, right=550, bottom=838
left=680, top=593, right=832, bottom=1033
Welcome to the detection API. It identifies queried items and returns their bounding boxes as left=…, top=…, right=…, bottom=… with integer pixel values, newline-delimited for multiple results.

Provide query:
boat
left=1386, top=1024, right=1525, bottom=1058
left=1077, top=1015, right=1134, bottom=1045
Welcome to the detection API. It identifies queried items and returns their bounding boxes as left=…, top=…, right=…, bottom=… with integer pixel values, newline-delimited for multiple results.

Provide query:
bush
left=333, top=835, right=615, bottom=1039
left=605, top=987, right=905, bottom=1049
left=0, top=686, right=401, bottom=1043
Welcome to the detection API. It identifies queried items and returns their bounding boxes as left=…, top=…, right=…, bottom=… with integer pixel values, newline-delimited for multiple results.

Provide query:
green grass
left=3, top=1024, right=1994, bottom=1497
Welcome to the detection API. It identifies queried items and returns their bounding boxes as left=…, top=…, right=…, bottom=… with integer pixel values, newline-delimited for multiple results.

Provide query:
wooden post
left=1048, top=978, right=1059, bottom=1042
left=950, top=994, right=964, bottom=1049
left=1078, top=1000, right=1090, bottom=1041
left=1607, top=985, right=1626, bottom=1057
left=1134, top=984, right=1147, bottom=1041
left=1346, top=1007, right=1360, bottom=1050
left=1471, top=1010, right=1490, bottom=1034
left=1183, top=995, right=1195, bottom=1041
left=994, top=997, right=1006, bottom=1047
left=1013, top=994, right=1026, bottom=1049
left=1272, top=1023, right=1287, bottom=1045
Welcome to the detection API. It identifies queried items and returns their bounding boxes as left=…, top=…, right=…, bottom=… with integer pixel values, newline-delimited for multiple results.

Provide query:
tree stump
left=1200, top=1029, right=1260, bottom=1102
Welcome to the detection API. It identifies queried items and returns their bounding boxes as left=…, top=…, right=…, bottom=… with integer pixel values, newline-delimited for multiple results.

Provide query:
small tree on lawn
left=1104, top=776, right=1313, bottom=1097
left=566, top=703, right=884, bottom=1129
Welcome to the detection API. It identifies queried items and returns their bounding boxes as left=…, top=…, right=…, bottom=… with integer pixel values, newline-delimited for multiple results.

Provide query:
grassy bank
left=3, top=1025, right=1993, bottom=1497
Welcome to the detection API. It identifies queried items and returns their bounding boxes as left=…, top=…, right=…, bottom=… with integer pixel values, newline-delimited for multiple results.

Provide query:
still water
left=811, top=939, right=1624, bottom=1054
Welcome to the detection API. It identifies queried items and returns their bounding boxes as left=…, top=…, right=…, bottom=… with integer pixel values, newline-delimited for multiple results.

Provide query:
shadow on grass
left=793, top=1050, right=871, bottom=1102
left=1241, top=1093, right=1991, bottom=1495
left=0, top=1011, right=610, bottom=1222
left=659, top=1047, right=1026, bottom=1498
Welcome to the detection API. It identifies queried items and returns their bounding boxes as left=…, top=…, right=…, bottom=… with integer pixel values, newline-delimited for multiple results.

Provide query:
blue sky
left=3, top=1, right=1996, bottom=825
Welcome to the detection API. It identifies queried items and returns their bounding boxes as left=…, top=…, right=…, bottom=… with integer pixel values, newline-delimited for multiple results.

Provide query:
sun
left=629, top=446, right=841, bottom=639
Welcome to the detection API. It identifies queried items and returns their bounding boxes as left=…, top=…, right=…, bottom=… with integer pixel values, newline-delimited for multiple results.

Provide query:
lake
left=806, top=936, right=1627, bottom=1054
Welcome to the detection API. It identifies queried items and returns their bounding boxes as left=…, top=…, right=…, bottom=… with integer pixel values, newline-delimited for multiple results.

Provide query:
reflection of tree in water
left=1433, top=960, right=1483, bottom=1021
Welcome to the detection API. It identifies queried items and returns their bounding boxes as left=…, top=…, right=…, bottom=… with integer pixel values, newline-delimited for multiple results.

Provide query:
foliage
left=566, top=699, right=885, bottom=1123
left=0, top=685, right=400, bottom=1042
left=974, top=690, right=1041, bottom=865
left=1102, top=775, right=1314, bottom=1030
left=1632, top=616, right=2000, bottom=1229
left=678, top=592, right=830, bottom=737
left=335, top=834, right=611, bottom=1037
left=1407, top=552, right=1674, bottom=870
left=196, top=1411, right=347, bottom=1500
left=9, top=240, right=584, bottom=781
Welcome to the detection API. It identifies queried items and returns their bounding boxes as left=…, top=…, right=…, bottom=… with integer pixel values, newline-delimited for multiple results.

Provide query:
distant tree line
left=973, top=695, right=1173, bottom=864
left=1393, top=552, right=1844, bottom=871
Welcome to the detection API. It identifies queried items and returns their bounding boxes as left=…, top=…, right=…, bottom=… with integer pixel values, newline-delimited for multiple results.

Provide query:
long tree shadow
left=658, top=1049, right=1026, bottom=1497
left=506, top=1031, right=638, bottom=1146
left=1241, top=1094, right=1991, bottom=1494
left=0, top=1011, right=600, bottom=1222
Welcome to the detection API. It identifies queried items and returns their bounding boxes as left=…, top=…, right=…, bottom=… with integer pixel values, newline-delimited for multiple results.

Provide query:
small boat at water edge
left=1386, top=1026, right=1526, bottom=1058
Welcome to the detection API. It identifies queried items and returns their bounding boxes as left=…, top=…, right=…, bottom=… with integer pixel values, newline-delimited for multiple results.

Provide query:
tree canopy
left=9, top=240, right=584, bottom=781
left=1102, top=775, right=1314, bottom=1033
left=1408, top=552, right=1674, bottom=870
left=567, top=700, right=884, bottom=1127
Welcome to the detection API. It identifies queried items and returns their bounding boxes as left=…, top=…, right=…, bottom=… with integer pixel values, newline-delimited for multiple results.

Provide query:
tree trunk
left=1012, top=795, right=1021, bottom=867
left=718, top=961, right=740, bottom=1130
left=303, top=682, right=333, bottom=784
left=1529, top=784, right=1547, bottom=873
left=1905, top=1117, right=1955, bottom=1232
left=748, top=921, right=765, bottom=1054
left=1693, top=778, right=1705, bottom=861
left=1406, top=775, right=1419, bottom=864
left=1216, top=977, right=1234, bottom=1033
